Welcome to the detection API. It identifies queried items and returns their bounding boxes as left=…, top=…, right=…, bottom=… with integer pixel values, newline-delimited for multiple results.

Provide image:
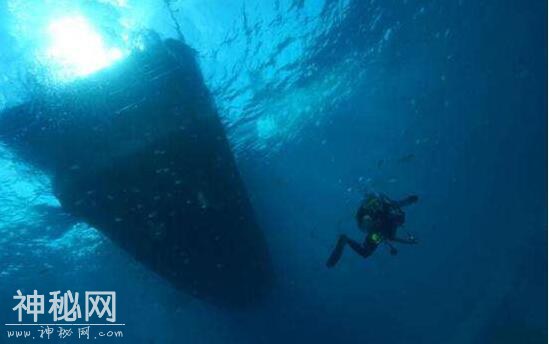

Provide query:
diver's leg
left=347, top=238, right=377, bottom=258
left=395, top=195, right=419, bottom=208
left=326, top=235, right=348, bottom=268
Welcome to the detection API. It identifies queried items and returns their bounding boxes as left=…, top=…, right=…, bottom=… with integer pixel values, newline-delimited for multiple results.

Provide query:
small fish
left=398, top=153, right=416, bottom=163
left=377, top=159, right=385, bottom=168
left=273, top=177, right=288, bottom=187
left=197, top=192, right=208, bottom=209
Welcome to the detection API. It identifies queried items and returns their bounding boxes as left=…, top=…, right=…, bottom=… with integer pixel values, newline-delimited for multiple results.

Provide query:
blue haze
left=0, top=0, right=546, bottom=343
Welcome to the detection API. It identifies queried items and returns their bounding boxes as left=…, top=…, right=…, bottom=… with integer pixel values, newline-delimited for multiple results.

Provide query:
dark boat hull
left=0, top=36, right=273, bottom=307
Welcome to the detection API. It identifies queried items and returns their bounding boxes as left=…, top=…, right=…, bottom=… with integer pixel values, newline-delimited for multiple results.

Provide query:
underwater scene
left=0, top=0, right=546, bottom=343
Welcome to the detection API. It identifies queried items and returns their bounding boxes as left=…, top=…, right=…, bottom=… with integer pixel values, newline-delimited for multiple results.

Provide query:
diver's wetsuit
left=326, top=232, right=380, bottom=267
left=326, top=194, right=418, bottom=268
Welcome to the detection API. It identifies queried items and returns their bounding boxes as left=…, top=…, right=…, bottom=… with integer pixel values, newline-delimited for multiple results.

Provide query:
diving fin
left=326, top=235, right=347, bottom=268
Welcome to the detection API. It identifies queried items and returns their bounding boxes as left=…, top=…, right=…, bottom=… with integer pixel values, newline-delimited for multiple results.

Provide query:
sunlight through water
left=45, top=15, right=124, bottom=80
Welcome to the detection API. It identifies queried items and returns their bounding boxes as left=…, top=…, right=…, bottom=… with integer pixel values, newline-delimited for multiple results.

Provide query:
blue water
left=0, top=0, right=546, bottom=343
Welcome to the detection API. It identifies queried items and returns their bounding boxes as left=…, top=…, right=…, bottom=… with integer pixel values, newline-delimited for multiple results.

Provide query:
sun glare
left=46, top=15, right=124, bottom=79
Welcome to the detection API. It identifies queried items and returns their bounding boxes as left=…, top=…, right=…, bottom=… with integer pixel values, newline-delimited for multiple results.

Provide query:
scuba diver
left=326, top=193, right=419, bottom=268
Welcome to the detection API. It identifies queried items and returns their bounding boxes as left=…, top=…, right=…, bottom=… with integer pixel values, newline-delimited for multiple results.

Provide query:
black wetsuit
left=326, top=194, right=417, bottom=268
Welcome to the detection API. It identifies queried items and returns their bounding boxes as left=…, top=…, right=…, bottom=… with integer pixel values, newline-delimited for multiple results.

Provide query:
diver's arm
left=390, top=236, right=418, bottom=245
left=395, top=195, right=419, bottom=208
